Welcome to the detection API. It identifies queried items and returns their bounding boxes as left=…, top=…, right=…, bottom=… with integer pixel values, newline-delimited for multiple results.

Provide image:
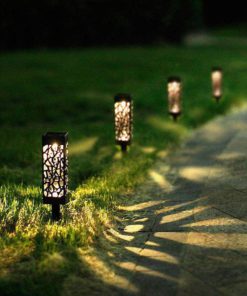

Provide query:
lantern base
left=169, top=112, right=181, bottom=122
left=214, top=96, right=221, bottom=103
left=52, top=204, right=61, bottom=221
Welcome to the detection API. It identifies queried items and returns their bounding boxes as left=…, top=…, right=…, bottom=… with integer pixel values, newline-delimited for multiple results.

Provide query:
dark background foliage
left=0, top=0, right=246, bottom=50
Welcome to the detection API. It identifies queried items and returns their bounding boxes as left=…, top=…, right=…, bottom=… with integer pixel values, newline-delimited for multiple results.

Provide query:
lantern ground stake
left=52, top=204, right=61, bottom=221
left=172, top=113, right=179, bottom=122
left=114, top=93, right=133, bottom=153
left=211, top=67, right=223, bottom=102
left=121, top=142, right=127, bottom=153
left=42, top=132, right=68, bottom=221
left=167, top=76, right=182, bottom=122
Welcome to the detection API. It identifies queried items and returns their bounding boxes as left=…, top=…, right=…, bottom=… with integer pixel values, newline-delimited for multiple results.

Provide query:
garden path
left=111, top=106, right=247, bottom=296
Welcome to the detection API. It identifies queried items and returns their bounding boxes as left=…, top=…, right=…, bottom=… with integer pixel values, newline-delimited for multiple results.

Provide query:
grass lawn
left=0, top=41, right=246, bottom=295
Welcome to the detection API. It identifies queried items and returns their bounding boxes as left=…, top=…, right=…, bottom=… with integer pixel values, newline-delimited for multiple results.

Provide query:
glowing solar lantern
left=42, top=132, right=68, bottom=220
left=211, top=67, right=223, bottom=102
left=114, top=93, right=133, bottom=152
left=167, top=76, right=182, bottom=121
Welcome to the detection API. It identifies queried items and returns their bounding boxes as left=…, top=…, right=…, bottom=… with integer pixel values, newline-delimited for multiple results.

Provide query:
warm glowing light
left=42, top=132, right=68, bottom=220
left=43, top=143, right=65, bottom=198
left=167, top=77, right=182, bottom=120
left=211, top=67, right=223, bottom=101
left=114, top=93, right=133, bottom=151
left=115, top=101, right=131, bottom=141
left=52, top=142, right=58, bottom=149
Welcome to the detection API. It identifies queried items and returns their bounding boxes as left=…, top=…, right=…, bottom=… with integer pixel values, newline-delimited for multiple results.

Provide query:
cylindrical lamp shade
left=114, top=94, right=133, bottom=150
left=167, top=77, right=182, bottom=120
left=42, top=132, right=68, bottom=206
left=211, top=67, right=223, bottom=101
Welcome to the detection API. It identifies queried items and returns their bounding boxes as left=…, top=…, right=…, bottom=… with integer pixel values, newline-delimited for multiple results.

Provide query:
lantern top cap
left=43, top=132, right=68, bottom=138
left=114, top=93, right=132, bottom=102
left=42, top=132, right=68, bottom=145
left=212, top=67, right=222, bottom=72
left=167, top=76, right=181, bottom=83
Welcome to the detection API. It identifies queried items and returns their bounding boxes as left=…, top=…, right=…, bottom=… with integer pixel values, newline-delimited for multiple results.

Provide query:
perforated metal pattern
left=43, top=143, right=68, bottom=199
left=114, top=100, right=132, bottom=144
left=168, top=81, right=181, bottom=114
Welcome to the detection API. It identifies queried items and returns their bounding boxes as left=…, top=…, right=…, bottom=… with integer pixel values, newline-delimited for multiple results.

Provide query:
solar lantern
left=167, top=76, right=182, bottom=121
left=42, top=132, right=68, bottom=220
left=211, top=67, right=223, bottom=102
left=114, top=93, right=133, bottom=152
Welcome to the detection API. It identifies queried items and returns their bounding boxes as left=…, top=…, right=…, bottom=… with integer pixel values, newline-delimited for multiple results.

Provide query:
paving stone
left=219, top=281, right=247, bottom=296
left=181, top=241, right=247, bottom=290
left=190, top=206, right=247, bottom=233
left=115, top=232, right=150, bottom=246
left=154, top=210, right=195, bottom=232
left=176, top=270, right=221, bottom=296
left=136, top=255, right=179, bottom=271
left=130, top=270, right=178, bottom=296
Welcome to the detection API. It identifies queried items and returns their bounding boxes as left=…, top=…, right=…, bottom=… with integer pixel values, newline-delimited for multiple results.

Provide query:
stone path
left=111, top=107, right=247, bottom=295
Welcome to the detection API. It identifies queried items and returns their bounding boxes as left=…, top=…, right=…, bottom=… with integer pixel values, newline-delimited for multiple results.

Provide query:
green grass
left=212, top=23, right=247, bottom=38
left=0, top=42, right=247, bottom=295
